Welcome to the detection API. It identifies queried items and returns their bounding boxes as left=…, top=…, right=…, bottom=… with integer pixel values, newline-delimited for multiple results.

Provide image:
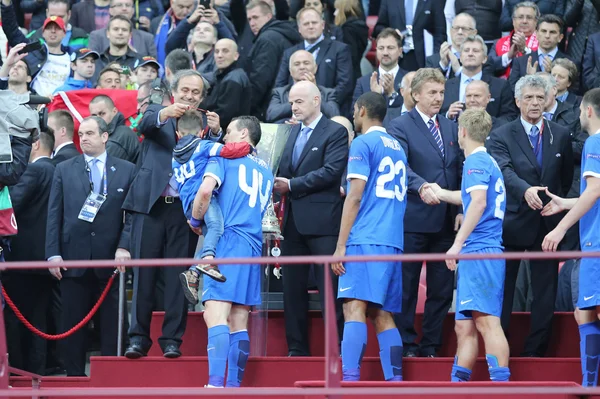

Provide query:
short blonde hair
left=411, top=68, right=446, bottom=96
left=458, top=108, right=492, bottom=143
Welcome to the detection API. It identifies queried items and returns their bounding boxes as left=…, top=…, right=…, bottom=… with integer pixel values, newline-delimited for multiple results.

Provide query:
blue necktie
left=543, top=112, right=553, bottom=121
left=529, top=125, right=542, bottom=166
left=428, top=119, right=444, bottom=156
left=90, top=158, right=101, bottom=194
left=405, top=0, right=414, bottom=25
left=461, top=78, right=473, bottom=102
left=293, top=126, right=311, bottom=168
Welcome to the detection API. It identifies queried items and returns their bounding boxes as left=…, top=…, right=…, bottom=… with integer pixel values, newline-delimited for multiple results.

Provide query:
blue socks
left=341, top=321, right=367, bottom=381
left=451, top=356, right=472, bottom=382
left=486, top=354, right=510, bottom=382
left=377, top=328, right=403, bottom=381
left=579, top=321, right=600, bottom=387
left=226, top=330, right=250, bottom=388
left=207, top=325, right=230, bottom=387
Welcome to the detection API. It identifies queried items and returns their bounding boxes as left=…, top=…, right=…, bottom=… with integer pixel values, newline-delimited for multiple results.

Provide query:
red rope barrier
left=1, top=271, right=117, bottom=340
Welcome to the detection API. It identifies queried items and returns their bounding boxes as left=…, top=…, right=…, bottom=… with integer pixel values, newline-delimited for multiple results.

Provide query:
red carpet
left=148, top=311, right=579, bottom=357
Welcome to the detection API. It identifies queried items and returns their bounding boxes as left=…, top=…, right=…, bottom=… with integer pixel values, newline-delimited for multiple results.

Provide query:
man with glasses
left=88, top=0, right=157, bottom=58
left=488, top=1, right=540, bottom=79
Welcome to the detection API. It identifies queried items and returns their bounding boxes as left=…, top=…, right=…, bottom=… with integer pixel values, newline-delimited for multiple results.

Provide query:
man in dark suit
left=4, top=132, right=55, bottom=375
left=509, top=14, right=568, bottom=91
left=275, top=7, right=352, bottom=107
left=353, top=28, right=406, bottom=110
left=373, top=0, right=446, bottom=71
left=46, top=116, right=135, bottom=376
left=383, top=71, right=417, bottom=128
left=388, top=68, right=462, bottom=357
left=486, top=74, right=573, bottom=356
left=47, top=110, right=80, bottom=164
left=267, top=50, right=340, bottom=123
left=441, top=35, right=517, bottom=124
left=123, top=69, right=222, bottom=359
left=273, top=80, right=348, bottom=356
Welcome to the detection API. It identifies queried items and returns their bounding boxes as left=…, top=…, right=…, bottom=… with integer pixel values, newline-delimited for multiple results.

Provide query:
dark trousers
left=395, top=229, right=455, bottom=356
left=281, top=205, right=343, bottom=355
left=400, top=50, right=420, bottom=72
left=60, top=269, right=124, bottom=376
left=502, top=223, right=558, bottom=356
left=128, top=198, right=194, bottom=351
left=46, top=281, right=63, bottom=372
left=3, top=273, right=53, bottom=375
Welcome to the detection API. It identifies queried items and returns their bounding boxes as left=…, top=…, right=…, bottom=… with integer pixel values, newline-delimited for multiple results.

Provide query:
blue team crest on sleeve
left=587, top=153, right=600, bottom=159
left=468, top=169, right=485, bottom=175
left=349, top=156, right=363, bottom=162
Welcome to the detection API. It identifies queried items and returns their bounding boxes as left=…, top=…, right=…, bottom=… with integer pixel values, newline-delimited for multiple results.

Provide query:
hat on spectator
left=134, top=56, right=160, bottom=71
left=70, top=48, right=100, bottom=62
left=42, top=16, right=66, bottom=32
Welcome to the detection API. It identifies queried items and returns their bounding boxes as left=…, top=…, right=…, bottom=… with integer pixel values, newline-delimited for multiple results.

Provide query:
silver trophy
left=255, top=123, right=292, bottom=240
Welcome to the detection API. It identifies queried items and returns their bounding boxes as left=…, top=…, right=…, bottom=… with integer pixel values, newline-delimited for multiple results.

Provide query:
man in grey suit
left=266, top=50, right=339, bottom=123
left=88, top=0, right=157, bottom=58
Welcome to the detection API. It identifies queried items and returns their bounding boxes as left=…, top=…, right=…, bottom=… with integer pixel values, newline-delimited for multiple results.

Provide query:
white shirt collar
left=84, top=151, right=107, bottom=165
left=301, top=112, right=323, bottom=131
left=378, top=64, right=400, bottom=81
left=401, top=104, right=409, bottom=114
left=304, top=34, right=325, bottom=49
left=415, top=105, right=437, bottom=126
left=364, top=126, right=387, bottom=135
left=54, top=141, right=74, bottom=154
left=31, top=155, right=50, bottom=163
left=539, top=47, right=559, bottom=58
left=461, top=71, right=482, bottom=84
left=470, top=146, right=487, bottom=155
left=547, top=100, right=558, bottom=115
left=520, top=117, right=543, bottom=135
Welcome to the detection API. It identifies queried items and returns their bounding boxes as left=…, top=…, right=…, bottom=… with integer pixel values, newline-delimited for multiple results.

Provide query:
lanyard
left=88, top=162, right=108, bottom=197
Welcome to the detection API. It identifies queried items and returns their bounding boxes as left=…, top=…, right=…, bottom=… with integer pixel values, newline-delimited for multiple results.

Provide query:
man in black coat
left=4, top=132, right=54, bottom=375
left=123, top=70, right=222, bottom=359
left=274, top=81, right=347, bottom=356
left=245, top=0, right=302, bottom=117
left=46, top=116, right=135, bottom=376
left=486, top=74, right=573, bottom=356
left=48, top=110, right=80, bottom=164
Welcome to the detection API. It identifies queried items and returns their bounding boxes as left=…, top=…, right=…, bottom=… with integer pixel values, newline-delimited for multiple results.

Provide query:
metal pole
left=117, top=271, right=125, bottom=357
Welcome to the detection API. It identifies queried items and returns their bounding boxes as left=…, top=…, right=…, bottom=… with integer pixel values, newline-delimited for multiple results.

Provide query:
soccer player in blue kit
left=331, top=92, right=407, bottom=382
left=542, top=88, right=600, bottom=387
left=189, top=116, right=273, bottom=388
left=430, top=108, right=510, bottom=382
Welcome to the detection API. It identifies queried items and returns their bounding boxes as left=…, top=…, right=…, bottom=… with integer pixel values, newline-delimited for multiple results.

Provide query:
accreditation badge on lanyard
left=78, top=163, right=108, bottom=223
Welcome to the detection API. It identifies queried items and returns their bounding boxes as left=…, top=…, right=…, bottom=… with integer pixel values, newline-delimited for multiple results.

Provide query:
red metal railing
left=0, top=250, right=598, bottom=397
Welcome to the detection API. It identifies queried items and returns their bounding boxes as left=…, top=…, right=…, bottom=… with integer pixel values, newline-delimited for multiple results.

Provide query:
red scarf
left=495, top=31, right=539, bottom=79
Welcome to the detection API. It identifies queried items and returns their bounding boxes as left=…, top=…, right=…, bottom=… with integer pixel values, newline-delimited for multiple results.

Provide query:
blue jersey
left=172, top=140, right=224, bottom=214
left=580, top=134, right=600, bottom=251
left=204, top=154, right=274, bottom=252
left=346, top=128, right=407, bottom=250
left=461, top=148, right=505, bottom=253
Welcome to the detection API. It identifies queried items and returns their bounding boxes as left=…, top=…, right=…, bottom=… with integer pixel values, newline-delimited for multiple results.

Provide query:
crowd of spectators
left=0, top=0, right=598, bottom=379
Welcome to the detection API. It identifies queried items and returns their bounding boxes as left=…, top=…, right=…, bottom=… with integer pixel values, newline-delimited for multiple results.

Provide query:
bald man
left=464, top=81, right=506, bottom=130
left=274, top=80, right=348, bottom=356
left=201, top=39, right=252, bottom=129
left=267, top=50, right=340, bottom=123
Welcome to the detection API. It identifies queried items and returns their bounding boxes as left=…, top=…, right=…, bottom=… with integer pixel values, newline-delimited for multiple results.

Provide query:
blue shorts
left=201, top=230, right=262, bottom=306
left=337, top=244, right=402, bottom=313
left=577, top=257, right=600, bottom=310
left=455, top=247, right=505, bottom=321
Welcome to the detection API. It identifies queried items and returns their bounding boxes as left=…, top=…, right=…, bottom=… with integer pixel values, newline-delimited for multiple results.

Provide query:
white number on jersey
left=375, top=156, right=407, bottom=201
left=494, top=177, right=506, bottom=220
left=174, top=161, right=196, bottom=185
left=238, top=163, right=271, bottom=211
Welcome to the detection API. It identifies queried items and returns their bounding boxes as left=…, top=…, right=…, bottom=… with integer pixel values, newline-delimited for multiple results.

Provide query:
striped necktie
left=428, top=119, right=444, bottom=156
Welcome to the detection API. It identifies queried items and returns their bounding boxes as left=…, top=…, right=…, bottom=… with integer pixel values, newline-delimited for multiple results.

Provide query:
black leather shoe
left=163, top=344, right=182, bottom=358
left=287, top=350, right=309, bottom=357
left=125, top=342, right=148, bottom=359
left=404, top=350, right=418, bottom=357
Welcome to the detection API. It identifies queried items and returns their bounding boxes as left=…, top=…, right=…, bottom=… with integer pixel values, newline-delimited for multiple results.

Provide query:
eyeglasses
left=451, top=26, right=475, bottom=32
left=514, top=14, right=536, bottom=21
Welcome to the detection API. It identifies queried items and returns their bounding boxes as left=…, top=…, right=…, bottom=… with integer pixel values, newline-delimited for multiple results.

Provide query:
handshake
left=419, top=182, right=446, bottom=205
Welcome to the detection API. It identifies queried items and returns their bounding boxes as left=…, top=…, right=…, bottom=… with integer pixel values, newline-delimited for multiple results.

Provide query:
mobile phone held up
left=199, top=0, right=211, bottom=8
left=18, top=41, right=42, bottom=55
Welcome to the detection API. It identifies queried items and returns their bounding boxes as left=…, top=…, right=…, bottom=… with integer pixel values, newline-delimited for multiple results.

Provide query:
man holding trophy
left=273, top=81, right=349, bottom=357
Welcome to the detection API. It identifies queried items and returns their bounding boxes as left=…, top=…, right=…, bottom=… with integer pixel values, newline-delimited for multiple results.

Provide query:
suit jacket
left=277, top=115, right=348, bottom=236
left=373, top=0, right=447, bottom=68
left=266, top=84, right=340, bottom=123
left=70, top=0, right=97, bottom=34
left=508, top=49, right=569, bottom=90
left=6, top=158, right=55, bottom=265
left=388, top=108, right=462, bottom=233
left=52, top=143, right=80, bottom=165
left=583, top=32, right=600, bottom=91
left=88, top=27, right=158, bottom=58
left=352, top=68, right=406, bottom=109
left=275, top=38, right=353, bottom=105
left=440, top=74, right=518, bottom=122
left=45, top=154, right=135, bottom=278
left=425, top=53, right=495, bottom=78
left=486, top=118, right=574, bottom=247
